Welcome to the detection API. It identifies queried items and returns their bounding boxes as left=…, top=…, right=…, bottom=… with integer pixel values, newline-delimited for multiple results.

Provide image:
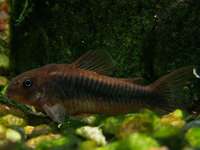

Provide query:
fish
left=6, top=50, right=197, bottom=123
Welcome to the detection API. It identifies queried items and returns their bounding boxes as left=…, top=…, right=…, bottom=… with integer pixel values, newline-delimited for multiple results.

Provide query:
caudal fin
left=149, top=66, right=197, bottom=113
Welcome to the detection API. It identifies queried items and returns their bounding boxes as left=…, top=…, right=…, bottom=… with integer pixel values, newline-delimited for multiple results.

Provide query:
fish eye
left=23, top=79, right=33, bottom=88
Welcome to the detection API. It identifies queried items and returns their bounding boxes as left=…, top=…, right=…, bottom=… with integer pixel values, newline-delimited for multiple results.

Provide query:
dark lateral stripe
left=87, top=76, right=93, bottom=89
left=103, top=80, right=110, bottom=95
left=105, top=81, right=114, bottom=96
left=95, top=77, right=102, bottom=94
left=71, top=74, right=76, bottom=88
left=111, top=82, right=117, bottom=97
left=124, top=83, right=130, bottom=98
left=92, top=77, right=98, bottom=93
left=89, top=74, right=96, bottom=92
left=95, top=79, right=100, bottom=93
left=81, top=73, right=87, bottom=89
left=73, top=72, right=149, bottom=105
left=132, top=84, right=139, bottom=97
left=82, top=74, right=89, bottom=88
left=78, top=73, right=83, bottom=88
left=68, top=74, right=72, bottom=89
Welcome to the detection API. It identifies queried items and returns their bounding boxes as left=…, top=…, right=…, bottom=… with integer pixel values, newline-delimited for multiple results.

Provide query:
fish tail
left=148, top=66, right=197, bottom=113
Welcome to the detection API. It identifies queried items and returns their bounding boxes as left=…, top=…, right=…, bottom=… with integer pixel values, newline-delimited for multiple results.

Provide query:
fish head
left=6, top=68, right=45, bottom=109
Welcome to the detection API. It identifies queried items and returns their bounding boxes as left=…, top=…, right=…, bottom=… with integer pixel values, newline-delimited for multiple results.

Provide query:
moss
left=185, top=127, right=200, bottom=148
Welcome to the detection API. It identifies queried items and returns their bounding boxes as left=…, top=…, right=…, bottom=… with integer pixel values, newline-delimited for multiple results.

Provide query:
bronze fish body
left=6, top=51, right=196, bottom=123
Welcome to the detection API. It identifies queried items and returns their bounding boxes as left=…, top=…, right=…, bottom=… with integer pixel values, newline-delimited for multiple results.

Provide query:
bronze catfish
left=6, top=51, right=196, bottom=122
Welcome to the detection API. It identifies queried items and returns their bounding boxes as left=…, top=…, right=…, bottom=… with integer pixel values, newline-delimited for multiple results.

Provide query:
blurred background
left=9, top=0, right=200, bottom=77
left=0, top=1, right=200, bottom=149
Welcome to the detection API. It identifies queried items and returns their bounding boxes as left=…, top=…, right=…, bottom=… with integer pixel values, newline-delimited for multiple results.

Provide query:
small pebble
left=0, top=114, right=26, bottom=127
left=76, top=126, right=107, bottom=146
left=26, top=133, right=61, bottom=149
left=6, top=129, right=21, bottom=142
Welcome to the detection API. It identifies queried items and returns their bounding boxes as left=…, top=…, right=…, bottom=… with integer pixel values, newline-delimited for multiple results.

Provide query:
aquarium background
left=0, top=0, right=200, bottom=149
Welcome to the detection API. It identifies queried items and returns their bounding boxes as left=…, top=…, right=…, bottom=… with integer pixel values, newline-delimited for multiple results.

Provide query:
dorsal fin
left=72, top=50, right=115, bottom=75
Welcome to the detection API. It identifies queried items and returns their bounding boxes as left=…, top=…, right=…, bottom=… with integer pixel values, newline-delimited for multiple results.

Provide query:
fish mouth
left=5, top=89, right=19, bottom=101
left=5, top=85, right=41, bottom=110
left=5, top=89, right=29, bottom=104
left=5, top=84, right=15, bottom=97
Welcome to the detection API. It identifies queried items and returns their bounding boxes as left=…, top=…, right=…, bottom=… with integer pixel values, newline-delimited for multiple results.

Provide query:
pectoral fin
left=42, top=103, right=66, bottom=123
